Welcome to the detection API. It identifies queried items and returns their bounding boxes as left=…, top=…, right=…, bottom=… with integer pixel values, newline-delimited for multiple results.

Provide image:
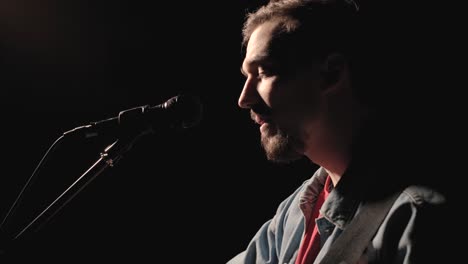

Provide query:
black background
left=0, top=0, right=460, bottom=262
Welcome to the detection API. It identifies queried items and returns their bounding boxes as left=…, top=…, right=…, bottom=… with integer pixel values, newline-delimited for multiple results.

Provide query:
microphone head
left=63, top=94, right=203, bottom=139
left=160, top=94, right=203, bottom=129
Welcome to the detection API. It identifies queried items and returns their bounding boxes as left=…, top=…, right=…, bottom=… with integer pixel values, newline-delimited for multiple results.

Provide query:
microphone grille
left=166, top=94, right=203, bottom=129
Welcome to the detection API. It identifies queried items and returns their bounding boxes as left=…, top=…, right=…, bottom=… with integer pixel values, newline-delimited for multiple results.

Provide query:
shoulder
left=384, top=184, right=447, bottom=220
left=395, top=185, right=449, bottom=262
left=374, top=184, right=448, bottom=239
left=400, top=185, right=446, bottom=206
left=370, top=185, right=449, bottom=262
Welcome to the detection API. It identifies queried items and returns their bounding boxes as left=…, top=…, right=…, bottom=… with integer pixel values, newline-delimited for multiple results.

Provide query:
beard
left=260, top=123, right=303, bottom=163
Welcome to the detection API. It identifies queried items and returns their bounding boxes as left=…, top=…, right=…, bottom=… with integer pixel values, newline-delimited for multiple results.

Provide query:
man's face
left=239, top=20, right=326, bottom=163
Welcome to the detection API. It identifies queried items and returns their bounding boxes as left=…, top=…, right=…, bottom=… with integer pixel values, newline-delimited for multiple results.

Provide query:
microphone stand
left=12, top=130, right=149, bottom=242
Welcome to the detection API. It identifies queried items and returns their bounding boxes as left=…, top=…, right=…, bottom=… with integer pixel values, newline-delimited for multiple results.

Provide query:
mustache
left=251, top=104, right=271, bottom=117
left=250, top=104, right=272, bottom=123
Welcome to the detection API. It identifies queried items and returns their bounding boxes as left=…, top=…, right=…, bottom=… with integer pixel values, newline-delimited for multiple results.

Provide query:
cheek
left=257, top=78, right=280, bottom=108
left=270, top=77, right=319, bottom=110
left=289, top=75, right=324, bottom=112
left=274, top=82, right=324, bottom=129
left=263, top=76, right=299, bottom=108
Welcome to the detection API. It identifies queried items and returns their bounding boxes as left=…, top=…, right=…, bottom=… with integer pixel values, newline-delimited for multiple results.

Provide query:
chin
left=261, top=126, right=303, bottom=163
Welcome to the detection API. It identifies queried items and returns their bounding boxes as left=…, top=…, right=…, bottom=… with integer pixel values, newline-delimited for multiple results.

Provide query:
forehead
left=244, top=21, right=281, bottom=66
left=244, top=20, right=315, bottom=72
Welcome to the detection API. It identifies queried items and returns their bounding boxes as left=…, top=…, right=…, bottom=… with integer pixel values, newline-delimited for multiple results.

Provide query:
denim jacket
left=227, top=166, right=446, bottom=264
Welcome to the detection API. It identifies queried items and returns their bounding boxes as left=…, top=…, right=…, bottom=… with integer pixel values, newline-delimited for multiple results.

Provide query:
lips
left=255, top=116, right=266, bottom=125
left=251, top=112, right=271, bottom=126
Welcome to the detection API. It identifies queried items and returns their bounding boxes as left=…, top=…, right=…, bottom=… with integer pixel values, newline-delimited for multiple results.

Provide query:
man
left=228, top=0, right=447, bottom=263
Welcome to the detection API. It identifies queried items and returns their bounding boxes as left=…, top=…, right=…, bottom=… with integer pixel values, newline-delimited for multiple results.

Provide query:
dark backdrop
left=0, top=0, right=459, bottom=262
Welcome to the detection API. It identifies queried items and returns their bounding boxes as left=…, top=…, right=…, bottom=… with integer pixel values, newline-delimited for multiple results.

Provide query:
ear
left=320, top=53, right=347, bottom=88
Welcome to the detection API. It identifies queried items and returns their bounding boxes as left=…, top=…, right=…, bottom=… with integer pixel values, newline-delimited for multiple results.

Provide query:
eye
left=258, top=66, right=277, bottom=78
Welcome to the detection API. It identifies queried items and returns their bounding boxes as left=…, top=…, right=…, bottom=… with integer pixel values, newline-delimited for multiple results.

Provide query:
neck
left=304, top=102, right=367, bottom=186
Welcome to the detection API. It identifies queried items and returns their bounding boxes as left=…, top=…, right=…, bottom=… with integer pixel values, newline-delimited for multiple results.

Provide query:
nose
left=238, top=77, right=259, bottom=109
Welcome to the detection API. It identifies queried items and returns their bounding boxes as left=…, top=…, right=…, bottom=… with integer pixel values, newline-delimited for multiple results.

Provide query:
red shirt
left=295, top=176, right=332, bottom=264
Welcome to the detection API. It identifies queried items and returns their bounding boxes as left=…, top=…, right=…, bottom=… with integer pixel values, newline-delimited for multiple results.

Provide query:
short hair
left=241, top=0, right=388, bottom=109
left=242, top=0, right=360, bottom=60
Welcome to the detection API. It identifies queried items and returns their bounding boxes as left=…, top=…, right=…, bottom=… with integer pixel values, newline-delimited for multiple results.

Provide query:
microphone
left=63, top=94, right=203, bottom=139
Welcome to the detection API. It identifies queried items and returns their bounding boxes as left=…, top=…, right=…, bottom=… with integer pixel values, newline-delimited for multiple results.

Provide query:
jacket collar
left=318, top=161, right=366, bottom=230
